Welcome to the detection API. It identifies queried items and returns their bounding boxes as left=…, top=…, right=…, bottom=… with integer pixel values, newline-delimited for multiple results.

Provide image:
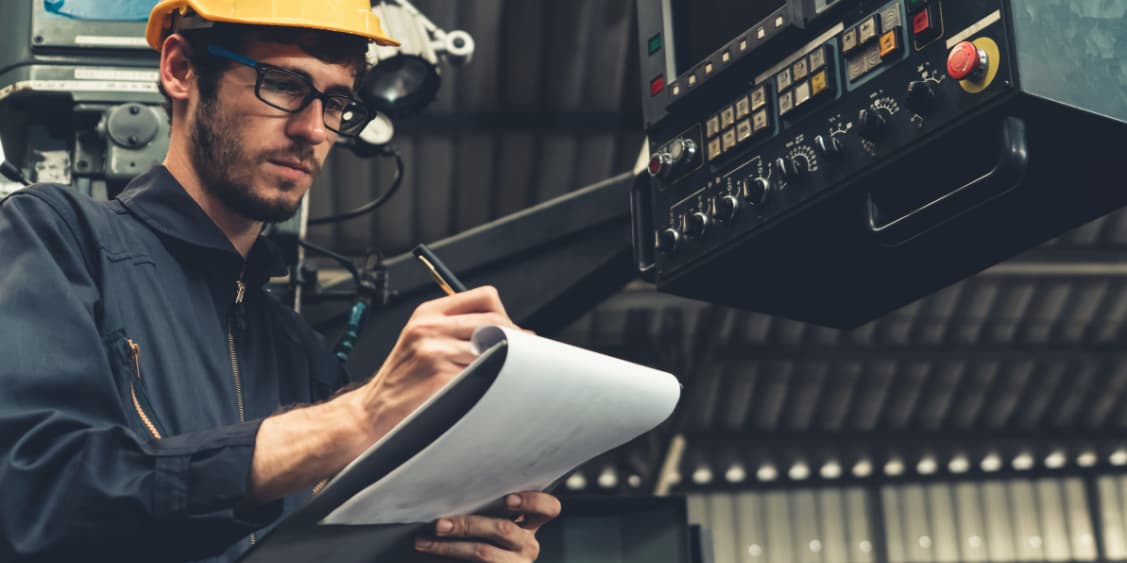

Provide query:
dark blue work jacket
left=0, top=166, right=348, bottom=561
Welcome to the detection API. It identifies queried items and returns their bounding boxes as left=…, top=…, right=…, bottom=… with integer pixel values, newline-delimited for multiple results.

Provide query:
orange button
left=879, top=30, right=901, bottom=59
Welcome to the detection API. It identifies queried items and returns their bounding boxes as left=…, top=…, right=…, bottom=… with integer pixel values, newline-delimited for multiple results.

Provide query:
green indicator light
left=648, top=33, right=663, bottom=55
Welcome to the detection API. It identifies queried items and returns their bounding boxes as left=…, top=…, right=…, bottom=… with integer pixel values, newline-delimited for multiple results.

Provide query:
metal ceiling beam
left=590, top=341, right=1127, bottom=364
left=395, top=111, right=640, bottom=134
left=679, top=428, right=1127, bottom=450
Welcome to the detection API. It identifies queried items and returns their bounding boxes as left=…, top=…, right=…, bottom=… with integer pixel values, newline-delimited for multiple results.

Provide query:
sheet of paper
left=323, top=325, right=680, bottom=524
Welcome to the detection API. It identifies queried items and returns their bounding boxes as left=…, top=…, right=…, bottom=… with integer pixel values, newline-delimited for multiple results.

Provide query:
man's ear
left=159, top=34, right=196, bottom=105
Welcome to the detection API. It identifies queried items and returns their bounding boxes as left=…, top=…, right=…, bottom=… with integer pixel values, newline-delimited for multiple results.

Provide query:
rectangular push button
left=858, top=16, right=880, bottom=45
left=776, top=67, right=792, bottom=92
left=841, top=27, right=859, bottom=54
left=735, top=95, right=750, bottom=119
left=793, top=81, right=811, bottom=107
left=707, top=138, right=722, bottom=161
left=912, top=6, right=939, bottom=42
left=792, top=58, right=809, bottom=81
left=778, top=90, right=794, bottom=116
left=879, top=30, right=901, bottom=59
left=736, top=119, right=752, bottom=142
left=750, top=86, right=767, bottom=111
left=720, top=106, right=736, bottom=129
left=808, top=47, right=826, bottom=71
left=706, top=115, right=720, bottom=138
left=721, top=129, right=737, bottom=152
left=752, top=109, right=769, bottom=132
left=810, top=69, right=829, bottom=97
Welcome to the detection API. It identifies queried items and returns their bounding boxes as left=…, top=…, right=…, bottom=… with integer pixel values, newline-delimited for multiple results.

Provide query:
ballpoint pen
left=412, top=244, right=469, bottom=295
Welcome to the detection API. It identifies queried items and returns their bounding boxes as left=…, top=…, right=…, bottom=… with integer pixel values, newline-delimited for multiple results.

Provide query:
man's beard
left=189, top=95, right=318, bottom=223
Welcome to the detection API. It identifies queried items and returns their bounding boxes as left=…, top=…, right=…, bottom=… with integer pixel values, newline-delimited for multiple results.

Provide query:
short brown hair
left=159, top=22, right=369, bottom=122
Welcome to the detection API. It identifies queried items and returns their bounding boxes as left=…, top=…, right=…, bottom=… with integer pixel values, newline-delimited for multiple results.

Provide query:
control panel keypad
left=843, top=1, right=904, bottom=82
left=773, top=44, right=836, bottom=118
left=704, top=84, right=773, bottom=161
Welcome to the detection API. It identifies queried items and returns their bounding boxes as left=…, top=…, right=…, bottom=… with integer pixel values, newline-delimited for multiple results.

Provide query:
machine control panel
left=641, top=0, right=1011, bottom=272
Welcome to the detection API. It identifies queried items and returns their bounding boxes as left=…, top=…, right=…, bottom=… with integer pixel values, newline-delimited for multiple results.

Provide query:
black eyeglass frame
left=206, top=44, right=373, bottom=137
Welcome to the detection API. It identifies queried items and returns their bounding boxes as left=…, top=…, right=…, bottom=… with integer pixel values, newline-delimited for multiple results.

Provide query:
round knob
left=857, top=108, right=890, bottom=142
left=815, top=135, right=843, bottom=159
left=713, top=195, right=739, bottom=222
left=668, top=138, right=698, bottom=165
left=685, top=211, right=710, bottom=239
left=647, top=152, right=673, bottom=177
left=906, top=80, right=937, bottom=114
left=947, top=41, right=987, bottom=81
left=742, top=177, right=770, bottom=206
left=107, top=103, right=159, bottom=148
left=774, top=156, right=808, bottom=182
left=654, top=227, right=680, bottom=254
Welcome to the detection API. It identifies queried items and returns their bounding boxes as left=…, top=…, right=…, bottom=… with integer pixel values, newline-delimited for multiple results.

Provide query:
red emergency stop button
left=947, top=41, right=987, bottom=81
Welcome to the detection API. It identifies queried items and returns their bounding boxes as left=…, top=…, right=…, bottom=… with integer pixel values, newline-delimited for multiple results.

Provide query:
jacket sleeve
left=0, top=188, right=281, bottom=561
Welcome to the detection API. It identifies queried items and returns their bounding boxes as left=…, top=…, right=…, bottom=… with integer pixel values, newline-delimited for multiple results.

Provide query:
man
left=0, top=0, right=559, bottom=561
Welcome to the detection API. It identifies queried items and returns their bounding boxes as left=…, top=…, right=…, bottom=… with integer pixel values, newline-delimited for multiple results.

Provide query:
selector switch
left=815, top=134, right=843, bottom=159
left=742, top=177, right=771, bottom=206
left=685, top=211, right=711, bottom=239
left=775, top=156, right=807, bottom=182
left=857, top=107, right=891, bottom=141
left=906, top=80, right=937, bottom=115
left=713, top=194, right=740, bottom=222
left=655, top=227, right=680, bottom=254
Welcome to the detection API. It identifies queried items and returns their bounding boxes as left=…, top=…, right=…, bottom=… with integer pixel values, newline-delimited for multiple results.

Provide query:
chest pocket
left=103, top=330, right=167, bottom=440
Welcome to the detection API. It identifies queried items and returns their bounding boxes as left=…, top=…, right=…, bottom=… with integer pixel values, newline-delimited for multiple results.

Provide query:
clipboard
left=238, top=342, right=508, bottom=562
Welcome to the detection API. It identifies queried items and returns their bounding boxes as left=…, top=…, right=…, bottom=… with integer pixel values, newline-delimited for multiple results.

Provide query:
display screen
left=43, top=0, right=158, bottom=21
left=671, top=0, right=786, bottom=74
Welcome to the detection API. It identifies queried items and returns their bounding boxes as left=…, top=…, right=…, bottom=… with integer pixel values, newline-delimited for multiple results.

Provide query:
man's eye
left=262, top=77, right=306, bottom=96
left=325, top=97, right=351, bottom=114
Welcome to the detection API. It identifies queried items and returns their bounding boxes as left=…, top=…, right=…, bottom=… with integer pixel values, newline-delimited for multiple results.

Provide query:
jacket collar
left=117, top=165, right=288, bottom=285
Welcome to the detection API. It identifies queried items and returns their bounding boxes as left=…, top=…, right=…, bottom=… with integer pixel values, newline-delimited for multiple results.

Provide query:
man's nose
left=286, top=98, right=329, bottom=145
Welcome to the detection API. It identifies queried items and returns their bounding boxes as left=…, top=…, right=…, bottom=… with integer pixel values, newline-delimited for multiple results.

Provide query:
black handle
left=866, top=116, right=1029, bottom=244
left=630, top=172, right=658, bottom=282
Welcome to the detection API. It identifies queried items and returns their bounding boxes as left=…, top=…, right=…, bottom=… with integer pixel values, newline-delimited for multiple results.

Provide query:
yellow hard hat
left=146, top=0, right=400, bottom=51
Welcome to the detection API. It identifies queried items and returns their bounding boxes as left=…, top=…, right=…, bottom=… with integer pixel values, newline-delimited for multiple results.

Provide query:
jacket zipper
left=228, top=274, right=255, bottom=545
left=127, top=339, right=162, bottom=440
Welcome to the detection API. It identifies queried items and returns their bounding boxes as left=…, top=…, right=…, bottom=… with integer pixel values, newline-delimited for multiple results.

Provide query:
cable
left=307, top=146, right=404, bottom=225
left=298, top=238, right=360, bottom=284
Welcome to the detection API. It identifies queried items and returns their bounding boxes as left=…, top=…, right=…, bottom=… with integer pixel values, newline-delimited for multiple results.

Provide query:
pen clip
left=417, top=254, right=458, bottom=296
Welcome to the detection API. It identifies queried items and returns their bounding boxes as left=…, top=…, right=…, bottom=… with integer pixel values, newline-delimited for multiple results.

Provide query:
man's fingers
left=415, top=537, right=523, bottom=563
left=506, top=492, right=562, bottom=530
left=426, top=286, right=510, bottom=317
left=441, top=313, right=520, bottom=339
left=435, top=515, right=527, bottom=551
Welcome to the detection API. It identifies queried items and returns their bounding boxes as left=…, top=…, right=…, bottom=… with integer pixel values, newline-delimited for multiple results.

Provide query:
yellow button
left=879, top=30, right=901, bottom=59
left=811, top=70, right=829, bottom=97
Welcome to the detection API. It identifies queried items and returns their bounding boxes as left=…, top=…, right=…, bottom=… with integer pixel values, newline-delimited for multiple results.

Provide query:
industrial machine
left=0, top=1, right=167, bottom=198
left=632, top=0, right=1127, bottom=327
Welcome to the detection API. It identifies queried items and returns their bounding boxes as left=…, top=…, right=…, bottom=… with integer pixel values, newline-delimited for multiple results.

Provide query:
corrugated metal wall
left=685, top=475, right=1127, bottom=562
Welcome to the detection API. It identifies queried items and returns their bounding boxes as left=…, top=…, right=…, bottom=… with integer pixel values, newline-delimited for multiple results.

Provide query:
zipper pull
left=127, top=338, right=142, bottom=380
left=234, top=278, right=246, bottom=305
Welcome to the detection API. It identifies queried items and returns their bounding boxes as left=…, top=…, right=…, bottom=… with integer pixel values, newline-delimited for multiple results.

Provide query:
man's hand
left=248, top=286, right=516, bottom=502
left=415, top=492, right=562, bottom=562
left=354, top=286, right=517, bottom=445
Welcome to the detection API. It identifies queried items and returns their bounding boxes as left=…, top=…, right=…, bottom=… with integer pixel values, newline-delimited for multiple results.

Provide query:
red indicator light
left=650, top=75, right=665, bottom=96
left=912, top=9, right=931, bottom=35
